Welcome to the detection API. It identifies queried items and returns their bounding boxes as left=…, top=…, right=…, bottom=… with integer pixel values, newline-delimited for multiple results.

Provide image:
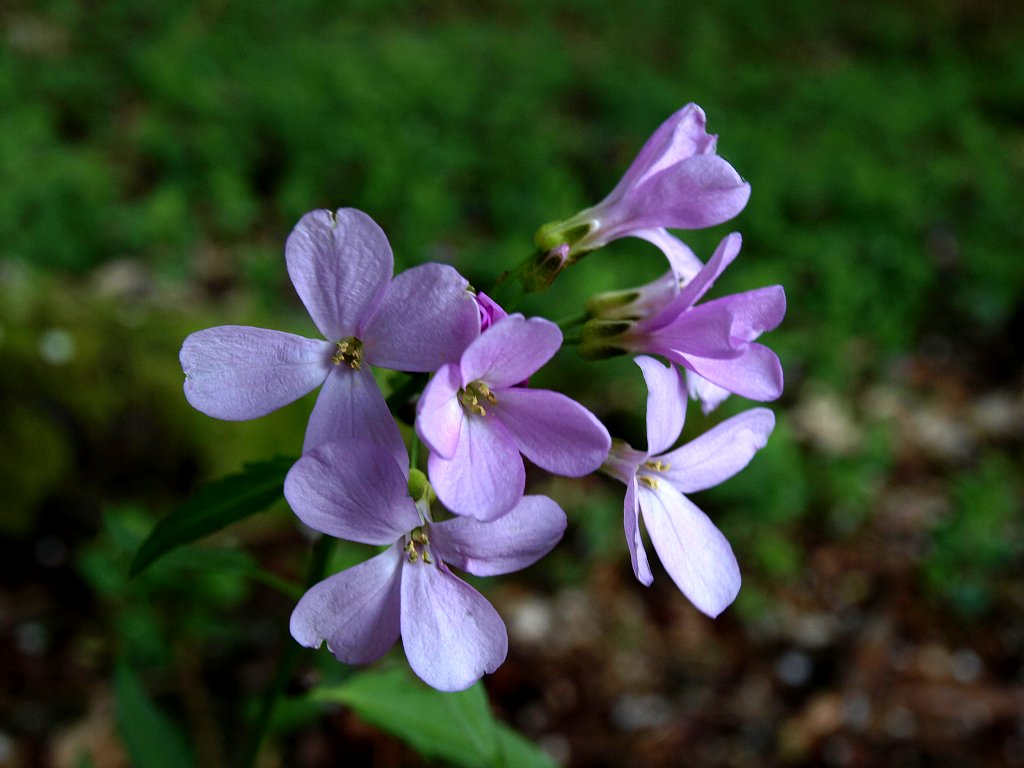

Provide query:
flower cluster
left=181, top=103, right=784, bottom=691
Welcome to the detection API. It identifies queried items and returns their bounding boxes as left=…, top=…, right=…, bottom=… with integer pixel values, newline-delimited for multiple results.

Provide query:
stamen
left=458, top=380, right=497, bottom=416
left=639, top=475, right=660, bottom=490
left=643, top=460, right=671, bottom=472
left=405, top=526, right=435, bottom=565
left=331, top=337, right=364, bottom=369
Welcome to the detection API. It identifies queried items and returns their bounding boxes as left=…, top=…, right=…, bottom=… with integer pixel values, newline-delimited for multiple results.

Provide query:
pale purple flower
left=536, top=104, right=749, bottom=275
left=602, top=356, right=774, bottom=617
left=417, top=314, right=611, bottom=521
left=581, top=233, right=786, bottom=405
left=286, top=441, right=566, bottom=692
left=473, top=291, right=507, bottom=332
left=180, top=209, right=479, bottom=465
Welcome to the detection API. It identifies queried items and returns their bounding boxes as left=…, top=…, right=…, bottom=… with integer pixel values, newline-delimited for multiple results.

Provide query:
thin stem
left=562, top=335, right=582, bottom=346
left=555, top=312, right=588, bottom=330
left=409, top=431, right=421, bottom=472
left=236, top=535, right=334, bottom=768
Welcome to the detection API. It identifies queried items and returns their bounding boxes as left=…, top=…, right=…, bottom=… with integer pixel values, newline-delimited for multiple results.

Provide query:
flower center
left=458, top=380, right=497, bottom=416
left=331, top=336, right=364, bottom=369
left=404, top=526, right=433, bottom=565
left=638, top=459, right=670, bottom=490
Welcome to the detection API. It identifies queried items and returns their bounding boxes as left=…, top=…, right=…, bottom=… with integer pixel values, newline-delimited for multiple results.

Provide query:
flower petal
left=285, top=441, right=419, bottom=544
left=703, top=285, right=787, bottom=341
left=638, top=482, right=740, bottom=617
left=285, top=208, right=393, bottom=341
left=635, top=355, right=688, bottom=456
left=624, top=478, right=653, bottom=586
left=606, top=104, right=717, bottom=201
left=686, top=371, right=733, bottom=415
left=430, top=495, right=567, bottom=576
left=658, top=408, right=775, bottom=493
left=302, top=365, right=406, bottom=467
left=181, top=326, right=332, bottom=420
left=427, top=415, right=524, bottom=521
left=640, top=301, right=741, bottom=360
left=626, top=154, right=751, bottom=231
left=363, top=263, right=480, bottom=372
left=460, top=315, right=562, bottom=389
left=415, top=363, right=464, bottom=460
left=628, top=228, right=704, bottom=282
left=602, top=440, right=647, bottom=485
left=671, top=232, right=743, bottom=313
left=401, top=561, right=508, bottom=691
left=493, top=388, right=610, bottom=477
left=290, top=544, right=403, bottom=664
left=682, top=343, right=784, bottom=402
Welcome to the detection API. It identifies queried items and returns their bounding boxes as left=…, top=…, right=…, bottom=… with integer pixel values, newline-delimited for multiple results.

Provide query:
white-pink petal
left=302, top=365, right=406, bottom=467
left=638, top=482, right=740, bottom=617
left=459, top=314, right=562, bottom=389
left=181, top=326, right=332, bottom=421
left=427, top=416, right=524, bottom=521
left=493, top=388, right=610, bottom=477
left=290, top=545, right=403, bottom=664
left=624, top=479, right=653, bottom=586
left=400, top=562, right=508, bottom=692
left=363, top=263, right=479, bottom=372
left=658, top=408, right=775, bottom=493
left=285, top=208, right=393, bottom=341
left=415, top=363, right=465, bottom=460
left=430, top=495, right=567, bottom=577
left=284, top=442, right=419, bottom=545
left=635, top=355, right=688, bottom=456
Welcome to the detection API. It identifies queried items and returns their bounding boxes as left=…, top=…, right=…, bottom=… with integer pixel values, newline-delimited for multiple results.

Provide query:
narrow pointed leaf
left=114, top=662, right=195, bottom=768
left=129, top=456, right=294, bottom=577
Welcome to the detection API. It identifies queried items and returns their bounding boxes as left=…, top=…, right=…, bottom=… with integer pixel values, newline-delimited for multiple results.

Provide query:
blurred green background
left=2, top=0, right=1023, bottom=766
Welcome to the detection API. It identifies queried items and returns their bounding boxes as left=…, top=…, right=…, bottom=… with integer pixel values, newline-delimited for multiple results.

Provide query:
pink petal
left=635, top=355, right=687, bottom=456
left=285, top=442, right=419, bottom=545
left=606, top=104, right=716, bottom=203
left=285, top=209, right=393, bottom=341
left=630, top=154, right=751, bottom=231
left=363, top=263, right=480, bottom=372
left=624, top=479, right=653, bottom=586
left=459, top=315, right=562, bottom=389
left=302, top=365, right=407, bottom=467
left=682, top=343, right=784, bottom=402
left=400, top=561, right=508, bottom=691
left=640, top=302, right=742, bottom=360
left=290, top=544, right=403, bottom=664
left=638, top=482, right=740, bottom=617
left=658, top=408, right=775, bottom=493
left=415, top=363, right=464, bottom=460
left=430, top=495, right=567, bottom=576
left=427, top=415, right=524, bottom=521
left=493, top=388, right=610, bottom=477
left=181, top=326, right=332, bottom=420
left=703, top=285, right=786, bottom=341
left=671, top=232, right=743, bottom=313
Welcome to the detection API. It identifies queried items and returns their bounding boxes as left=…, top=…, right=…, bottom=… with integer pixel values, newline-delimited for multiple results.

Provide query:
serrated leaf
left=129, top=456, right=294, bottom=577
left=313, top=666, right=557, bottom=768
left=114, top=662, right=195, bottom=768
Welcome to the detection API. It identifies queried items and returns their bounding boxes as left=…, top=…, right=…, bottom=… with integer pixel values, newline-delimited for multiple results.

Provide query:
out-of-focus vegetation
left=2, top=0, right=1023, bottom=766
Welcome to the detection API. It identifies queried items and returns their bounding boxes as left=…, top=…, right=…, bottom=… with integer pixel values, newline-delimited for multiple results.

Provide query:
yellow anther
left=643, top=460, right=671, bottom=472
left=639, top=475, right=660, bottom=490
left=459, top=381, right=497, bottom=416
left=331, top=337, right=364, bottom=369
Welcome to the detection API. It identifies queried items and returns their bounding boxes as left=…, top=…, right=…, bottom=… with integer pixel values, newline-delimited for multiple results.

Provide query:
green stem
left=236, top=535, right=334, bottom=768
left=409, top=431, right=421, bottom=472
left=555, top=312, right=588, bottom=330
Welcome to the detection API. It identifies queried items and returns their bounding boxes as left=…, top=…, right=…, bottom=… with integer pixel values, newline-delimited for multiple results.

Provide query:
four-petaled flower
left=416, top=314, right=611, bottom=521
left=286, top=441, right=566, bottom=691
left=180, top=208, right=479, bottom=466
left=602, top=356, right=774, bottom=617
left=536, top=103, right=749, bottom=277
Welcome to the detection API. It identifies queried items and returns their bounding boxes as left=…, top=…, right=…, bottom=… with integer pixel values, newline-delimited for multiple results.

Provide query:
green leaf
left=313, top=666, right=557, bottom=768
left=129, top=456, right=294, bottom=577
left=114, top=662, right=195, bottom=768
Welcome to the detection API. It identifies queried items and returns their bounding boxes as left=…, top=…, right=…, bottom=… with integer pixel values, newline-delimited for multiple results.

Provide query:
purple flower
left=580, top=233, right=786, bottom=404
left=417, top=314, right=611, bottom=521
left=473, top=291, right=508, bottom=332
left=286, top=441, right=566, bottom=691
left=180, top=209, right=479, bottom=464
left=602, top=356, right=774, bottom=617
left=536, top=104, right=749, bottom=273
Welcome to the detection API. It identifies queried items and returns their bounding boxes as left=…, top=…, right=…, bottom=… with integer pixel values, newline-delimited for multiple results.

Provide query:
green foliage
left=114, top=661, right=196, bottom=768
left=924, top=453, right=1024, bottom=617
left=130, top=455, right=294, bottom=576
left=314, top=666, right=557, bottom=768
